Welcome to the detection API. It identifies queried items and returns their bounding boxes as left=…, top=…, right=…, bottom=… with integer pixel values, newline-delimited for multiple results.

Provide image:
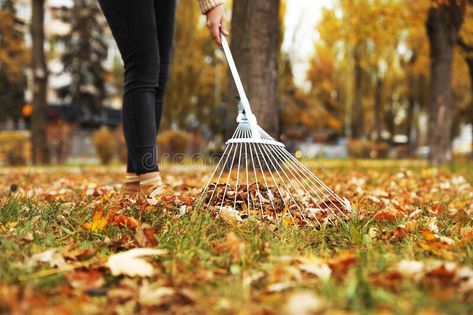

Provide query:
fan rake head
left=197, top=110, right=353, bottom=227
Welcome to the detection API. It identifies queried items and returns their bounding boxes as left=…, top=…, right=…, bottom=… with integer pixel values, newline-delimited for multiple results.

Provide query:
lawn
left=0, top=160, right=472, bottom=314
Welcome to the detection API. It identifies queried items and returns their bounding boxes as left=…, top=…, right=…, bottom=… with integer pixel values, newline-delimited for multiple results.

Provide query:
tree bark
left=466, top=58, right=473, bottom=159
left=457, top=37, right=473, bottom=159
left=374, top=76, right=383, bottom=142
left=31, top=0, right=49, bottom=164
left=426, top=0, right=465, bottom=165
left=351, top=46, right=363, bottom=139
left=229, top=0, right=280, bottom=136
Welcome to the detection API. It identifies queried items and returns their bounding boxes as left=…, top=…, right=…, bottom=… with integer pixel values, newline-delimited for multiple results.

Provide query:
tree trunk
left=466, top=57, right=473, bottom=159
left=426, top=0, right=465, bottom=165
left=406, top=90, right=417, bottom=155
left=374, top=76, right=383, bottom=142
left=351, top=47, right=363, bottom=139
left=31, top=0, right=49, bottom=164
left=229, top=0, right=280, bottom=136
left=406, top=60, right=417, bottom=156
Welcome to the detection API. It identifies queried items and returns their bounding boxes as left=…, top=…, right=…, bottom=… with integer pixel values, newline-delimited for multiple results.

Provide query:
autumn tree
left=403, top=0, right=431, bottom=154
left=313, top=0, right=408, bottom=141
left=0, top=0, right=29, bottom=125
left=31, top=0, right=49, bottom=164
left=164, top=0, right=225, bottom=132
left=54, top=0, right=108, bottom=112
left=229, top=0, right=281, bottom=136
left=426, top=0, right=466, bottom=164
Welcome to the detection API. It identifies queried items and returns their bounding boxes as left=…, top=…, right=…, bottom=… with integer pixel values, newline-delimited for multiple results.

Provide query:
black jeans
left=98, top=0, right=176, bottom=174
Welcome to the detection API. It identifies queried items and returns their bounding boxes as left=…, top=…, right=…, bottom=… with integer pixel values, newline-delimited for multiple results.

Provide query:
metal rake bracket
left=197, top=35, right=353, bottom=227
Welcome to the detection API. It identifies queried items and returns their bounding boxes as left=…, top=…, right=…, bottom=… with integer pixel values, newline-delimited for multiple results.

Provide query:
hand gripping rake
left=198, top=35, right=353, bottom=227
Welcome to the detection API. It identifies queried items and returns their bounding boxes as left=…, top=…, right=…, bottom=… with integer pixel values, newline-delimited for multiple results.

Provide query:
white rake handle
left=220, top=34, right=260, bottom=140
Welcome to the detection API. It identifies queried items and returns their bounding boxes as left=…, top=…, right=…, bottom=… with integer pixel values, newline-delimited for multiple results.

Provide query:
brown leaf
left=328, top=251, right=358, bottom=277
left=135, top=223, right=157, bottom=247
left=111, top=215, right=140, bottom=230
left=66, top=269, right=104, bottom=292
left=213, top=232, right=246, bottom=263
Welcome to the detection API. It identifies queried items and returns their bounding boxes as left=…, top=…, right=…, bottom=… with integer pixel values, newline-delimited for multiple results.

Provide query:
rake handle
left=220, top=34, right=260, bottom=139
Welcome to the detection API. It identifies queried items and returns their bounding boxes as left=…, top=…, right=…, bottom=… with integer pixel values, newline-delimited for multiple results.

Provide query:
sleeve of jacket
left=198, top=0, right=225, bottom=14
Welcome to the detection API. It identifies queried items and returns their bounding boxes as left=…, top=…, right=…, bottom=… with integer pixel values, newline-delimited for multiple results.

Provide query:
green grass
left=0, top=160, right=472, bottom=314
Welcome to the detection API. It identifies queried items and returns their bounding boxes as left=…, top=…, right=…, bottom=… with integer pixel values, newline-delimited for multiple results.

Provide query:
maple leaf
left=83, top=210, right=109, bottom=232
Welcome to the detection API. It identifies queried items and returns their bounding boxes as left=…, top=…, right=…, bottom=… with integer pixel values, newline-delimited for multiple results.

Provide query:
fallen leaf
left=374, top=210, right=397, bottom=222
left=283, top=291, right=324, bottom=315
left=66, top=269, right=104, bottom=291
left=139, top=281, right=175, bottom=306
left=135, top=223, right=157, bottom=247
left=299, top=263, right=332, bottom=281
left=397, top=260, right=425, bottom=280
left=106, top=248, right=167, bottom=277
left=29, top=249, right=67, bottom=269
left=213, top=232, right=246, bottom=263
left=111, top=215, right=140, bottom=230
left=218, top=206, right=245, bottom=226
left=83, top=210, right=109, bottom=232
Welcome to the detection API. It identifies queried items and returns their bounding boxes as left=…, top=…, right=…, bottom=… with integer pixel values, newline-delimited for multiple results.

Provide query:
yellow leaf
left=83, top=210, right=109, bottom=232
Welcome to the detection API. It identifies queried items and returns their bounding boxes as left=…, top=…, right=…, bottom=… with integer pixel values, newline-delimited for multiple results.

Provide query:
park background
left=1, top=0, right=472, bottom=166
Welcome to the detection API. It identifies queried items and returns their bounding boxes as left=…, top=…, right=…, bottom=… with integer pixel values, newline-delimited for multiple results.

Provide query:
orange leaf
left=375, top=210, right=396, bottom=222
left=111, top=215, right=140, bottom=230
left=420, top=229, right=437, bottom=241
left=83, top=210, right=109, bottom=232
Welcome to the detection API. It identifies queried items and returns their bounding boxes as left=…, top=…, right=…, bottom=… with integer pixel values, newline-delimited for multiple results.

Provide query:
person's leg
left=154, top=0, right=177, bottom=133
left=138, top=0, right=177, bottom=194
left=98, top=0, right=160, bottom=180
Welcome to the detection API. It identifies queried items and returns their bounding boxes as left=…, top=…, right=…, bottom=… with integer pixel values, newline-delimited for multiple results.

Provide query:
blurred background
left=0, top=0, right=472, bottom=167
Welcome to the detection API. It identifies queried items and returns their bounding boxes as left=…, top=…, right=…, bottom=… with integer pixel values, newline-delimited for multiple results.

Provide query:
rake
left=198, top=35, right=353, bottom=227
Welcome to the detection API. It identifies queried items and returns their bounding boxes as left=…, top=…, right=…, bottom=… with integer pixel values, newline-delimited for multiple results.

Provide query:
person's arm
left=199, top=0, right=228, bottom=45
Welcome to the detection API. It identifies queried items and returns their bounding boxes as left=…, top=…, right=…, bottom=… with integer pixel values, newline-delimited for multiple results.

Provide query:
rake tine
left=254, top=143, right=287, bottom=209
left=219, top=142, right=239, bottom=208
left=198, top=144, right=231, bottom=207
left=255, top=143, right=297, bottom=224
left=259, top=125, right=348, bottom=208
left=198, top=123, right=245, bottom=206
left=248, top=141, right=265, bottom=219
left=265, top=145, right=324, bottom=226
left=271, top=146, right=343, bottom=224
left=259, top=144, right=310, bottom=225
left=278, top=147, right=352, bottom=217
left=233, top=143, right=243, bottom=210
left=251, top=142, right=276, bottom=212
left=205, top=144, right=237, bottom=208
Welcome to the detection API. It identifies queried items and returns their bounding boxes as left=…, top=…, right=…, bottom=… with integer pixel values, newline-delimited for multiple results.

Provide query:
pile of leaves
left=202, top=182, right=352, bottom=226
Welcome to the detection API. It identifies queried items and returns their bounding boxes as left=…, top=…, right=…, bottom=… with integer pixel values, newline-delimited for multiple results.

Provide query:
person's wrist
left=206, top=3, right=223, bottom=15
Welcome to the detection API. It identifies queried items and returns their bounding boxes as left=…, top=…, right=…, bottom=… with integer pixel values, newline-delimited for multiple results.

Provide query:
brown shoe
left=124, top=174, right=140, bottom=197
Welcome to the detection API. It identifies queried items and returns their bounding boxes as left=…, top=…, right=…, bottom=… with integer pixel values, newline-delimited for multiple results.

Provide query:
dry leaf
left=218, top=206, right=245, bottom=226
left=29, top=249, right=67, bottom=269
left=283, top=291, right=324, bottom=315
left=106, top=248, right=167, bottom=277
left=111, top=215, right=140, bottom=230
left=135, top=223, right=157, bottom=247
left=139, top=281, right=175, bottom=306
left=299, top=263, right=332, bottom=281
left=83, top=210, right=109, bottom=232
left=213, top=232, right=246, bottom=263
